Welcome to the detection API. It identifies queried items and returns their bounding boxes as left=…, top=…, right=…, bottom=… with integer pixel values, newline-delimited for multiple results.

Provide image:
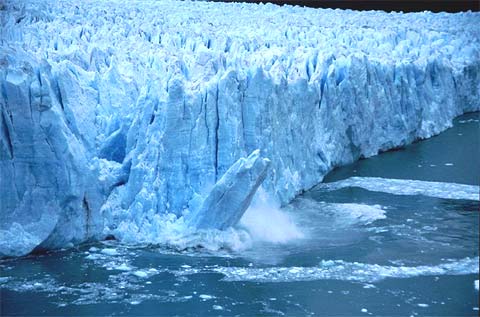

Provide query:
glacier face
left=0, top=0, right=479, bottom=256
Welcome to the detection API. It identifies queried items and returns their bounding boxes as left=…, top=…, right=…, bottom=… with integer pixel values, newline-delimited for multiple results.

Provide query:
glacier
left=0, top=0, right=479, bottom=257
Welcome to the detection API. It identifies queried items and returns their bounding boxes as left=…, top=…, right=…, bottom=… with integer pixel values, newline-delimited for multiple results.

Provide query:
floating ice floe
left=316, top=177, right=479, bottom=201
left=209, top=257, right=479, bottom=283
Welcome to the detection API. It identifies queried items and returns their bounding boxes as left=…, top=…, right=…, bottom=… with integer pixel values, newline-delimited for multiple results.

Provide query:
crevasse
left=0, top=0, right=479, bottom=256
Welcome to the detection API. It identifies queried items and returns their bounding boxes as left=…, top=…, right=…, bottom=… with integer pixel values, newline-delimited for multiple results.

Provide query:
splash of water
left=239, top=203, right=305, bottom=244
left=239, top=191, right=305, bottom=244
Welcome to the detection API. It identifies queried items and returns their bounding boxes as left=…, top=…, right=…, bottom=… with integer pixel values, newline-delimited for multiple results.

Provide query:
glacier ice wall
left=1, top=0, right=479, bottom=256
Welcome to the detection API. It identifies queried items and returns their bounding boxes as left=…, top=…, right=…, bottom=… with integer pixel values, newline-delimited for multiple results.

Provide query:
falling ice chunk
left=187, top=150, right=270, bottom=230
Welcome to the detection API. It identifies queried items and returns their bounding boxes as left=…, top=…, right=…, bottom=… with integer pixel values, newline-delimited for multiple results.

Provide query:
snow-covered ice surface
left=1, top=0, right=479, bottom=256
left=316, top=177, right=479, bottom=201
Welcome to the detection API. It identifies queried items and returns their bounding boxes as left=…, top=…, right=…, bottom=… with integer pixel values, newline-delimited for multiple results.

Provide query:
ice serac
left=0, top=50, right=103, bottom=257
left=1, top=0, right=479, bottom=255
left=188, top=150, right=271, bottom=230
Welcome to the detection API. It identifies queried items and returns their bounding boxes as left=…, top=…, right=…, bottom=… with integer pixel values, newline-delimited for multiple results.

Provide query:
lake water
left=1, top=113, right=479, bottom=316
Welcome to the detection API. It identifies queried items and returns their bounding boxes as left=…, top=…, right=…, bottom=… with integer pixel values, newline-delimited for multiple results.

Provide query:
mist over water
left=240, top=194, right=304, bottom=244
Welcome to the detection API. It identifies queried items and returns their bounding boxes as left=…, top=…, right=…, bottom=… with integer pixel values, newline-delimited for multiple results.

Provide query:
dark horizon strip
left=208, top=0, right=480, bottom=13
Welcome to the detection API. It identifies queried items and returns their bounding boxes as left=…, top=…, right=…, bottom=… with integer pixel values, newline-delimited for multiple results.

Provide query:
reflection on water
left=441, top=199, right=479, bottom=213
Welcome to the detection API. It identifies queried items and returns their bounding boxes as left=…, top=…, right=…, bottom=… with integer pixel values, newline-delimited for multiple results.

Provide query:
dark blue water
left=1, top=113, right=479, bottom=316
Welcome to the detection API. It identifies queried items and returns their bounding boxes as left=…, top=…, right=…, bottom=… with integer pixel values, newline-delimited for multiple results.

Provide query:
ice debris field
left=0, top=0, right=479, bottom=257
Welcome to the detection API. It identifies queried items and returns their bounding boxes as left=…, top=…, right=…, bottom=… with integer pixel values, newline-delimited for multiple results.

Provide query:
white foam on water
left=458, top=119, right=480, bottom=124
left=325, top=203, right=386, bottom=225
left=209, top=257, right=479, bottom=283
left=317, top=177, right=479, bottom=201
left=286, top=198, right=387, bottom=227
left=111, top=213, right=253, bottom=254
left=110, top=190, right=306, bottom=254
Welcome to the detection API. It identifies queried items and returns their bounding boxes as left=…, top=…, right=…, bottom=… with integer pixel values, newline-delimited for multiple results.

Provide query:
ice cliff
left=1, top=0, right=479, bottom=256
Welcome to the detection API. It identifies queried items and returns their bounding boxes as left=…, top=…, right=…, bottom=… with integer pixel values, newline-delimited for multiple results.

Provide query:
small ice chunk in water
left=363, top=284, right=376, bottom=289
left=85, top=254, right=101, bottom=260
left=130, top=301, right=141, bottom=305
left=212, top=305, right=223, bottom=310
left=133, top=271, right=148, bottom=278
left=361, top=308, right=368, bottom=313
left=89, top=247, right=99, bottom=252
left=444, top=163, right=454, bottom=166
left=199, top=294, right=214, bottom=300
left=475, top=280, right=479, bottom=291
left=181, top=265, right=191, bottom=269
left=101, top=248, right=119, bottom=256
left=417, top=303, right=429, bottom=308
left=115, top=263, right=131, bottom=271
